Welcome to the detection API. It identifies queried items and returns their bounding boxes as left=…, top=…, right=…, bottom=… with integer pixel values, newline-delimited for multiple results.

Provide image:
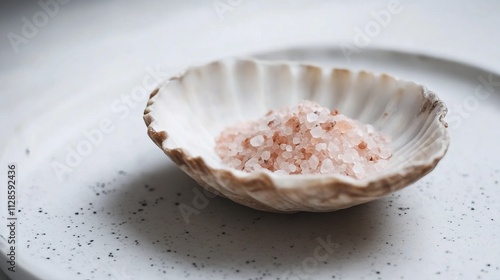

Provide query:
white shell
left=144, top=58, right=450, bottom=213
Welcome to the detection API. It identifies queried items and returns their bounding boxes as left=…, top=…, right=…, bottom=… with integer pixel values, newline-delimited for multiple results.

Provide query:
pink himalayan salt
left=215, top=101, right=392, bottom=179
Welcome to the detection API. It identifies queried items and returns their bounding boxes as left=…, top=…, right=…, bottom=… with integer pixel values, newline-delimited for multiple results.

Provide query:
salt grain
left=320, top=159, right=334, bottom=174
left=261, top=151, right=271, bottom=160
left=315, top=143, right=327, bottom=152
left=310, top=126, right=325, bottom=138
left=250, top=135, right=264, bottom=147
left=215, top=100, right=392, bottom=179
left=309, top=154, right=319, bottom=170
left=306, top=112, right=318, bottom=122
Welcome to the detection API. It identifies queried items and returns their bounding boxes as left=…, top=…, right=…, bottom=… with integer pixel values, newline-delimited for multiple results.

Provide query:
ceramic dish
left=2, top=47, right=498, bottom=280
left=143, top=59, right=450, bottom=212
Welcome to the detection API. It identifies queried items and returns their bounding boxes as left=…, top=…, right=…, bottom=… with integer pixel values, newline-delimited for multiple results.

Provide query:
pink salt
left=215, top=101, right=392, bottom=179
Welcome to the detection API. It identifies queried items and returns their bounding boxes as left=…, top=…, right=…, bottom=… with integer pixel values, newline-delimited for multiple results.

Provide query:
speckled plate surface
left=1, top=48, right=499, bottom=280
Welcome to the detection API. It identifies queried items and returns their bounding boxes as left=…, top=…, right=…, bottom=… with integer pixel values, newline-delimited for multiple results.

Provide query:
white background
left=2, top=0, right=500, bottom=142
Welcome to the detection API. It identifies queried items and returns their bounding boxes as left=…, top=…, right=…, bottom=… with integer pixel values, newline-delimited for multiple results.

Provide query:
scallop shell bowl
left=143, top=58, right=449, bottom=213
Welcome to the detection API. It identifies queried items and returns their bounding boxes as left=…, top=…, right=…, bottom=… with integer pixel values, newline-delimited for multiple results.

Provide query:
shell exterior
left=143, top=58, right=450, bottom=213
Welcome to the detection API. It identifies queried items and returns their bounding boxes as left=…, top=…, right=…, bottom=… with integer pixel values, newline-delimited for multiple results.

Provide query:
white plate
left=1, top=48, right=499, bottom=280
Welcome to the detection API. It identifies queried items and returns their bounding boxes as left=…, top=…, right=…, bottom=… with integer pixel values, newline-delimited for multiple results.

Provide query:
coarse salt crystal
left=283, top=127, right=293, bottom=135
left=310, top=126, right=325, bottom=138
left=318, top=112, right=329, bottom=123
left=320, top=159, right=334, bottom=174
left=250, top=135, right=264, bottom=147
left=300, top=161, right=309, bottom=172
left=309, top=154, right=319, bottom=170
left=282, top=152, right=292, bottom=159
left=336, top=120, right=352, bottom=133
left=279, top=161, right=289, bottom=170
left=315, top=143, right=327, bottom=151
left=366, top=124, right=375, bottom=134
left=306, top=112, right=319, bottom=122
left=261, top=151, right=271, bottom=160
left=245, top=158, right=258, bottom=169
left=230, top=158, right=242, bottom=166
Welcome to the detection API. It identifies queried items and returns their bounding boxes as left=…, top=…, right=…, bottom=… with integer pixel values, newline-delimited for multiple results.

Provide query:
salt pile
left=215, top=101, right=391, bottom=179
